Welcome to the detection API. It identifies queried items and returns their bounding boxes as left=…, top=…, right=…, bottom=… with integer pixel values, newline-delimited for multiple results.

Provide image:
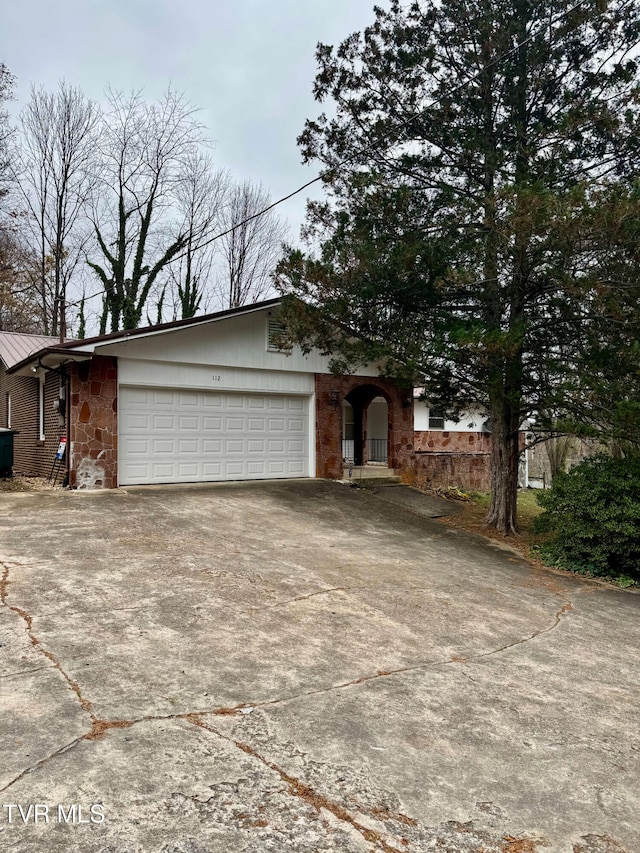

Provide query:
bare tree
left=0, top=222, right=42, bottom=332
left=15, top=82, right=99, bottom=338
left=217, top=180, right=287, bottom=309
left=168, top=151, right=228, bottom=319
left=88, top=88, right=204, bottom=331
left=0, top=64, right=15, bottom=209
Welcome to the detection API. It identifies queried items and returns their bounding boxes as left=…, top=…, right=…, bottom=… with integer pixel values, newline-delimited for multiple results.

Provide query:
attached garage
left=118, top=386, right=310, bottom=486
left=5, top=299, right=413, bottom=489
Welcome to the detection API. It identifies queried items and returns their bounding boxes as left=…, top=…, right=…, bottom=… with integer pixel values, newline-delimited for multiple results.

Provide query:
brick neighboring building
left=0, top=332, right=67, bottom=480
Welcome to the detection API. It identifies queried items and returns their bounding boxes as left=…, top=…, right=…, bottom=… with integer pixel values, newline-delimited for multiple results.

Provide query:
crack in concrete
left=0, top=555, right=573, bottom=806
left=0, top=734, right=87, bottom=793
left=185, top=713, right=408, bottom=853
left=233, top=596, right=575, bottom=712
left=1, top=562, right=96, bottom=723
left=250, top=586, right=351, bottom=612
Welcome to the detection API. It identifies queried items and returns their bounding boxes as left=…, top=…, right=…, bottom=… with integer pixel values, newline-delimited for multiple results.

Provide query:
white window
left=38, top=378, right=45, bottom=440
left=6, top=393, right=11, bottom=428
left=266, top=317, right=286, bottom=352
left=428, top=407, right=445, bottom=430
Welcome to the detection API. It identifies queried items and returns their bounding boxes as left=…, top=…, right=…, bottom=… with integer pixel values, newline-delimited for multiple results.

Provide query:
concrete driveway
left=0, top=480, right=638, bottom=853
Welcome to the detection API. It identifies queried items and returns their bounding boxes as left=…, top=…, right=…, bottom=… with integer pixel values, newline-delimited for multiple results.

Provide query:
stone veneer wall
left=414, top=429, right=492, bottom=453
left=315, top=374, right=414, bottom=479
left=407, top=452, right=491, bottom=491
left=69, top=356, right=118, bottom=488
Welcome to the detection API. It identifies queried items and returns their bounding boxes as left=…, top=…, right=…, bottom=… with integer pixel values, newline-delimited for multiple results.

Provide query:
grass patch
left=440, top=489, right=543, bottom=540
left=437, top=486, right=637, bottom=590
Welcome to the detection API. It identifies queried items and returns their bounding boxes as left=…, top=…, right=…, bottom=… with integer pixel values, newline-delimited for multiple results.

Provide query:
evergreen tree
left=276, top=0, right=640, bottom=533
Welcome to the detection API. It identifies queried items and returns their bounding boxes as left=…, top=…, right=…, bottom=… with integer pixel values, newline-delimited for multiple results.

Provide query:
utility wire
left=68, top=0, right=594, bottom=311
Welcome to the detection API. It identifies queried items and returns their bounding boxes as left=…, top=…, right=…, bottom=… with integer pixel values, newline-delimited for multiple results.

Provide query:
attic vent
left=267, top=318, right=286, bottom=352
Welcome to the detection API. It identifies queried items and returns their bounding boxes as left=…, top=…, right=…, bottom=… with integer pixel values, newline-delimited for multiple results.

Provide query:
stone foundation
left=406, top=451, right=491, bottom=492
left=414, top=429, right=492, bottom=453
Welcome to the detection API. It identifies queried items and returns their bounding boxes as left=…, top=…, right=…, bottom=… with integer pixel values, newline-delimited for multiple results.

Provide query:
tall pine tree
left=277, top=0, right=640, bottom=533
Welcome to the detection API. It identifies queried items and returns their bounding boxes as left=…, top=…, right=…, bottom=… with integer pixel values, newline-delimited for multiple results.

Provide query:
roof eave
left=6, top=297, right=284, bottom=374
left=8, top=348, right=94, bottom=376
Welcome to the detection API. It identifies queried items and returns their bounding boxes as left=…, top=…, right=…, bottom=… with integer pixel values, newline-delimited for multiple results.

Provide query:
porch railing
left=342, top=439, right=355, bottom=462
left=341, top=439, right=387, bottom=464
left=367, top=438, right=388, bottom=463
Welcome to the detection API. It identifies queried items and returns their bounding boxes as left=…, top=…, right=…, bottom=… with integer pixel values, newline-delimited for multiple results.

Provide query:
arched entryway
left=342, top=384, right=390, bottom=467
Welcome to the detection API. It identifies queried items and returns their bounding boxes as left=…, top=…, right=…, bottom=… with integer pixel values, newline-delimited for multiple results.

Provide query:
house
left=412, top=396, right=494, bottom=491
left=0, top=299, right=415, bottom=489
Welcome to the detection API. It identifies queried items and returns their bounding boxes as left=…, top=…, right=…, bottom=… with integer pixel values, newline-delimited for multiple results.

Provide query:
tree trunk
left=486, top=393, right=521, bottom=535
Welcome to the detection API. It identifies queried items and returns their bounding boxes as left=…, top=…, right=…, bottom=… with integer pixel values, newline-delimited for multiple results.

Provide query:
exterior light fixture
left=329, top=389, right=340, bottom=405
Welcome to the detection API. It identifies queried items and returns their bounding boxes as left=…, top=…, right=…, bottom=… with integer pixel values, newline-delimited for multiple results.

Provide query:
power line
left=68, top=0, right=594, bottom=312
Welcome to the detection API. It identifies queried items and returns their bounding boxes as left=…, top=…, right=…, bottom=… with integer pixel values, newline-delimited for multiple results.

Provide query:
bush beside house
left=533, top=455, right=640, bottom=585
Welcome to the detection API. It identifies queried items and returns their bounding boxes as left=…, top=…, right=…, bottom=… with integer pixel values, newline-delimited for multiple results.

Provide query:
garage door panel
left=178, top=463, right=199, bottom=477
left=123, top=413, right=151, bottom=431
left=178, top=439, right=198, bottom=454
left=178, top=415, right=199, bottom=430
left=153, top=414, right=175, bottom=430
left=202, top=462, right=223, bottom=476
left=203, top=396, right=223, bottom=408
left=151, top=462, right=174, bottom=478
left=225, top=461, right=244, bottom=476
left=119, top=387, right=309, bottom=485
left=153, top=391, right=175, bottom=405
left=152, top=438, right=175, bottom=454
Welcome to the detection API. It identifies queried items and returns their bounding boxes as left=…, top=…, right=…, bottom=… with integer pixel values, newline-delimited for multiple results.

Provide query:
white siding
left=413, top=401, right=487, bottom=432
left=98, top=308, right=379, bottom=377
left=117, top=358, right=314, bottom=396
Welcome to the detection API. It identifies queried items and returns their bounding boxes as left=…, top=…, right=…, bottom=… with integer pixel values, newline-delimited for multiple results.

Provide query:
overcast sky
left=1, top=0, right=380, bottom=239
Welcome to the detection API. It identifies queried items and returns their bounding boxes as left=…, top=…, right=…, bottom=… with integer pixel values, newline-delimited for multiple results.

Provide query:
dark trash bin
left=0, top=428, right=18, bottom=478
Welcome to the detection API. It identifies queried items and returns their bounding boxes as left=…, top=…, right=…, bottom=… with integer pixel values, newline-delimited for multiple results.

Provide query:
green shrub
left=533, top=454, right=640, bottom=584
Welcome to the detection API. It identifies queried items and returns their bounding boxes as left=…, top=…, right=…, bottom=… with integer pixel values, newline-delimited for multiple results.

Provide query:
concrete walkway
left=0, top=479, right=638, bottom=853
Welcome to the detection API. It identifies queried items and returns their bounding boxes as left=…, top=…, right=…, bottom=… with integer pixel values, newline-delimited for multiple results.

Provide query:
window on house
left=428, top=407, right=445, bottom=430
left=38, top=378, right=45, bottom=440
left=6, top=393, right=11, bottom=428
left=266, top=317, right=287, bottom=352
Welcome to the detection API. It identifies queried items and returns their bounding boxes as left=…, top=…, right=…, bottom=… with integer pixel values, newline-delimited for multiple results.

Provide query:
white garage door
left=118, top=386, right=309, bottom=486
